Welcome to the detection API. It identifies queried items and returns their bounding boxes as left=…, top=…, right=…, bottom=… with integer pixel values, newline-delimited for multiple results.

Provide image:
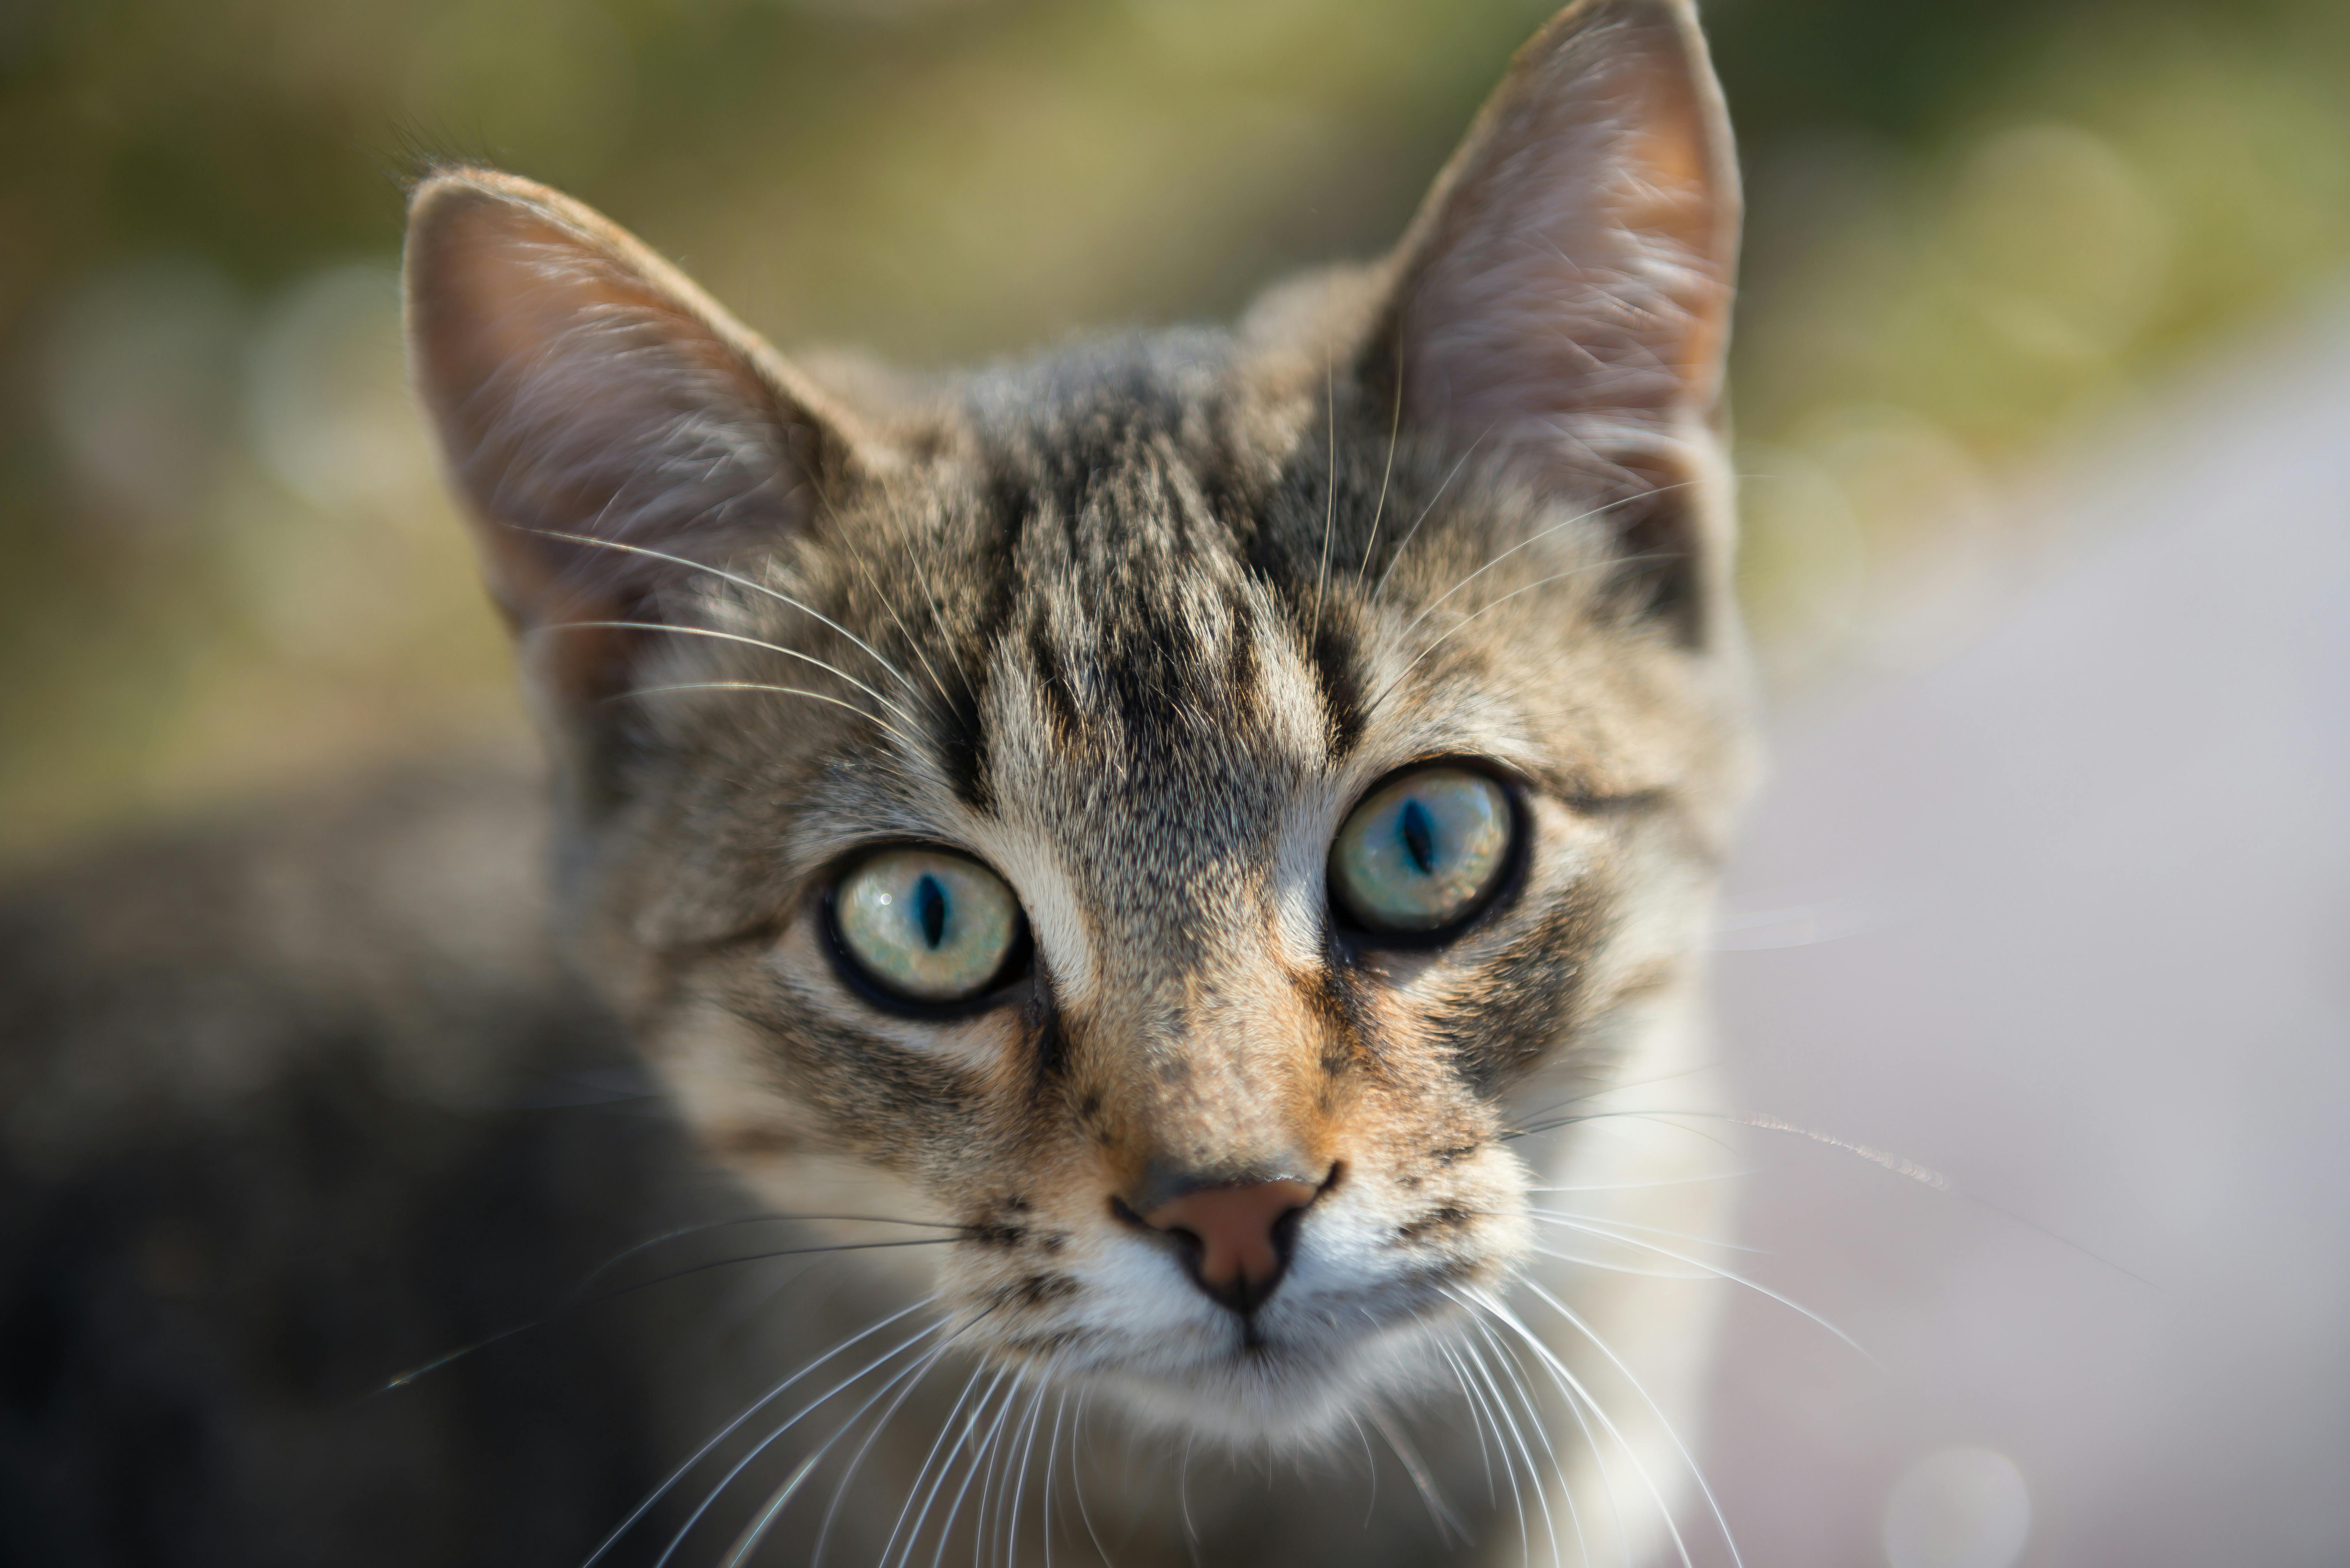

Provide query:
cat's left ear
left=1365, top=0, right=1739, bottom=633
left=404, top=167, right=868, bottom=712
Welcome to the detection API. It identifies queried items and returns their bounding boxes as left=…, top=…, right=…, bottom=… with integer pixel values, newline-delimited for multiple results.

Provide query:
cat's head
left=405, top=0, right=1747, bottom=1447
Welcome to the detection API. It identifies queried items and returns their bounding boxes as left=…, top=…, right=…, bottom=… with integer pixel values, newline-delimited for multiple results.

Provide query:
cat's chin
left=1071, top=1311, right=1461, bottom=1452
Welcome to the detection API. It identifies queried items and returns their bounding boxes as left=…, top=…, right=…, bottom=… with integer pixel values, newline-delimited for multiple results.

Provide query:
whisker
left=1365, top=550, right=1675, bottom=720
left=1041, top=1390, right=1070, bottom=1568
left=1439, top=1343, right=1498, bottom=1506
left=1468, top=1291, right=1700, bottom=1568
left=1446, top=1287, right=1622, bottom=1563
left=1352, top=343, right=1406, bottom=592
left=715, top=1446, right=827, bottom=1568
left=716, top=1326, right=972, bottom=1568
left=579, top=1294, right=939, bottom=1567
left=654, top=1320, right=953, bottom=1568
left=624, top=680, right=926, bottom=750
left=1069, top=1395, right=1112, bottom=1568
left=1517, top=1104, right=2156, bottom=1285
left=1525, top=1208, right=1767, bottom=1255
left=1524, top=1172, right=1751, bottom=1195
left=1475, top=1313, right=1585, bottom=1568
left=1516, top=1280, right=1746, bottom=1568
left=1310, top=354, right=1337, bottom=645
left=516, top=526, right=921, bottom=696
left=968, top=1363, right=1034, bottom=1568
left=380, top=1238, right=958, bottom=1393
left=1502, top=1065, right=1718, bottom=1148
left=847, top=533, right=960, bottom=715
left=1387, top=479, right=1701, bottom=649
left=1526, top=1243, right=1716, bottom=1282
left=887, top=1362, right=1007, bottom=1568
left=1445, top=1339, right=1525, bottom=1546
left=964, top=1369, right=1021, bottom=1568
left=927, top=1367, right=1025, bottom=1568
left=545, top=616, right=919, bottom=726
left=810, top=1328, right=971, bottom=1568
left=1002, top=1363, right=1057, bottom=1568
left=578, top=1212, right=969, bottom=1293
left=878, top=1359, right=992, bottom=1568
left=1347, top=1414, right=1380, bottom=1527
left=1366, top=1402, right=1469, bottom=1547
left=1464, top=1324, right=1564, bottom=1568
left=1370, top=424, right=1496, bottom=602
left=1531, top=1215, right=1869, bottom=1359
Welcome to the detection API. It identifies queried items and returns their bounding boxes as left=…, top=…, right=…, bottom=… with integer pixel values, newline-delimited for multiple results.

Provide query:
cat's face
left=406, top=0, right=1746, bottom=1451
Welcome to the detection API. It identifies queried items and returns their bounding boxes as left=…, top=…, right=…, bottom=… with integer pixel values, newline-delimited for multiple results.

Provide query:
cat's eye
left=1330, top=766, right=1515, bottom=936
left=832, top=848, right=1026, bottom=1005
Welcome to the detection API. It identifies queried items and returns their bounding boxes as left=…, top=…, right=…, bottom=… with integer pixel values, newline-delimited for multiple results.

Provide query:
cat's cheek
left=640, top=993, right=830, bottom=1164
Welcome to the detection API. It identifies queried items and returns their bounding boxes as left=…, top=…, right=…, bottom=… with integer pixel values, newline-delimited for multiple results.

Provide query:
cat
left=0, top=1, right=1750, bottom=1563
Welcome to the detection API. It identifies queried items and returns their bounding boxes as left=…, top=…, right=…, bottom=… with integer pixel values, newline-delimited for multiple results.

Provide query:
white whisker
left=1365, top=551, right=1673, bottom=720
left=1526, top=1208, right=1767, bottom=1255
left=656, top=1320, right=952, bottom=1568
left=1525, top=1171, right=1751, bottom=1195
left=543, top=618, right=917, bottom=727
left=930, top=1368, right=1025, bottom=1568
left=1069, top=1395, right=1112, bottom=1568
left=1519, top=1280, right=1746, bottom=1568
left=1464, top=1324, right=1564, bottom=1568
left=716, top=1447, right=825, bottom=1568
left=1440, top=1343, right=1499, bottom=1505
left=625, top=680, right=925, bottom=750
left=1367, top=1402, right=1468, bottom=1546
left=1352, top=347, right=1405, bottom=592
left=1310, top=354, right=1337, bottom=644
left=1002, top=1365, right=1057, bottom=1568
left=882, top=1361, right=1002, bottom=1568
left=968, top=1368, right=1025, bottom=1568
left=580, top=1293, right=938, bottom=1567
left=1528, top=1243, right=1717, bottom=1282
left=1446, top=1339, right=1528, bottom=1556
left=813, top=1328, right=986, bottom=1565
left=1532, top=1214, right=1867, bottom=1358
left=519, top=526, right=921, bottom=695
left=1386, top=488, right=1663, bottom=646
left=1370, top=424, right=1496, bottom=602
left=1469, top=1291, right=1700, bottom=1568
left=850, top=542, right=959, bottom=715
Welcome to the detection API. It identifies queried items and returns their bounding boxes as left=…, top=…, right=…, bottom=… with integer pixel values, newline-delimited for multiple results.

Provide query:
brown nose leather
left=1139, top=1179, right=1318, bottom=1312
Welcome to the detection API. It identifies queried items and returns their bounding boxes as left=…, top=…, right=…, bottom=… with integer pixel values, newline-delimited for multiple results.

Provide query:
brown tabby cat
left=0, top=1, right=1749, bottom=1563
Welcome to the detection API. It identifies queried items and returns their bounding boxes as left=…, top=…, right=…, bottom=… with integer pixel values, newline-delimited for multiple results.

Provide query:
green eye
left=833, top=848, right=1025, bottom=1004
left=1330, top=766, right=1514, bottom=935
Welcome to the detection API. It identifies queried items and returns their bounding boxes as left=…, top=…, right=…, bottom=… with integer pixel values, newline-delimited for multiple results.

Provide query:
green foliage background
left=2, top=0, right=2344, bottom=857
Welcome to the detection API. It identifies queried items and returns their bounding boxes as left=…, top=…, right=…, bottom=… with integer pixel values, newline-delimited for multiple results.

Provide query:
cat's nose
left=1127, top=1176, right=1322, bottom=1315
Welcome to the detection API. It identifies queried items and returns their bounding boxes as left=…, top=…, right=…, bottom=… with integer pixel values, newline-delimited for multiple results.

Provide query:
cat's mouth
left=971, top=1257, right=1478, bottom=1447
left=1083, top=1304, right=1465, bottom=1447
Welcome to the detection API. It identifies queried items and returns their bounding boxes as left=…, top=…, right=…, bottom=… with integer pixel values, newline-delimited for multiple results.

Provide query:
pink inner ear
left=1388, top=1, right=1737, bottom=458
left=406, top=176, right=804, bottom=650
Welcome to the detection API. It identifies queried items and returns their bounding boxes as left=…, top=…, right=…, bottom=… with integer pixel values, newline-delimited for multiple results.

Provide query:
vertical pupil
left=915, top=874, right=949, bottom=949
left=1399, top=798, right=1438, bottom=876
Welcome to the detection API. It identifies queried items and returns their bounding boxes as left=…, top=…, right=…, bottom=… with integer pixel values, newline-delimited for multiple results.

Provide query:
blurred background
left=4, top=0, right=2347, bottom=856
left=3, top=1, right=2346, bottom=1564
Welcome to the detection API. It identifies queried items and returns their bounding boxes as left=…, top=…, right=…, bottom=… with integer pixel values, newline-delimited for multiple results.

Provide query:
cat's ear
left=1369, top=0, right=1739, bottom=626
left=404, top=167, right=862, bottom=708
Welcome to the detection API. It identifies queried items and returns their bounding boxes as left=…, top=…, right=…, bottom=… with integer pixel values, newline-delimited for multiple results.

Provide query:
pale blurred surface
left=1700, top=300, right=2350, bottom=1565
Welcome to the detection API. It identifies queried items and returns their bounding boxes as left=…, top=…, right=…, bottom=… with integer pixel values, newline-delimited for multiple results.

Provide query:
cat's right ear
left=1361, top=0, right=1740, bottom=637
left=404, top=167, right=861, bottom=712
